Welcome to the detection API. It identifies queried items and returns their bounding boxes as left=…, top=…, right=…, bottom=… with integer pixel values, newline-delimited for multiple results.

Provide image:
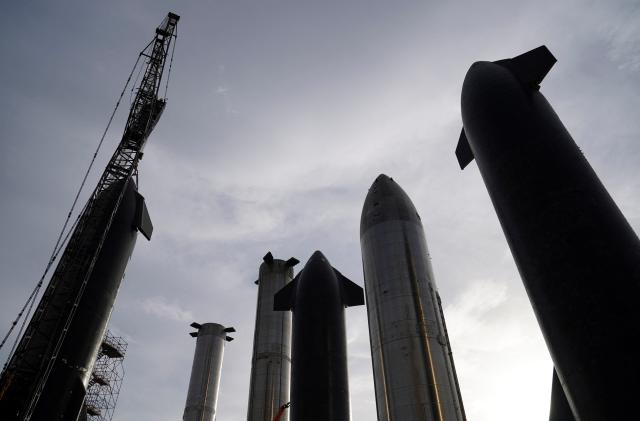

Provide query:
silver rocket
left=246, top=252, right=298, bottom=421
left=360, top=174, right=466, bottom=421
left=183, top=322, right=235, bottom=421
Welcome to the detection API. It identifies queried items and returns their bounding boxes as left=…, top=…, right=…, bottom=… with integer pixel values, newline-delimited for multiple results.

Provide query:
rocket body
left=0, top=178, right=151, bottom=421
left=274, top=251, right=364, bottom=421
left=183, top=323, right=234, bottom=421
left=360, top=175, right=466, bottom=421
left=246, top=253, right=297, bottom=421
left=457, top=46, right=640, bottom=420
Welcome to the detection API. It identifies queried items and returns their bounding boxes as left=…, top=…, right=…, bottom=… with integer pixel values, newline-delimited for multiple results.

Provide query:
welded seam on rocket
left=435, top=292, right=467, bottom=421
left=403, top=227, right=444, bottom=421
left=365, top=256, right=392, bottom=421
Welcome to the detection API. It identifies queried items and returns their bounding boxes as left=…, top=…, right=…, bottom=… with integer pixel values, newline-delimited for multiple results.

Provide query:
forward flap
left=134, top=192, right=153, bottom=241
left=455, top=128, right=474, bottom=170
left=495, top=45, right=556, bottom=89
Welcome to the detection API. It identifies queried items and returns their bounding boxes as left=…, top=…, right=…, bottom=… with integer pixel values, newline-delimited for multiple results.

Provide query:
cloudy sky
left=1, top=1, right=639, bottom=420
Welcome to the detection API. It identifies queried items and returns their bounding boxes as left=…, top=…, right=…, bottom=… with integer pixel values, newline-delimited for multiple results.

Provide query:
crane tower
left=0, top=12, right=179, bottom=421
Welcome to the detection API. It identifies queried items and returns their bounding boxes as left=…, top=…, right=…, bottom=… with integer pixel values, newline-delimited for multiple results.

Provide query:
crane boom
left=0, top=13, right=179, bottom=421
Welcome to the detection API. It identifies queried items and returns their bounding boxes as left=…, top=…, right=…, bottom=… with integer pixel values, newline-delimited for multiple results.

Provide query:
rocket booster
left=183, top=322, right=235, bottom=421
left=246, top=252, right=298, bottom=421
left=456, top=46, right=640, bottom=420
left=274, top=251, right=364, bottom=421
left=360, top=174, right=466, bottom=421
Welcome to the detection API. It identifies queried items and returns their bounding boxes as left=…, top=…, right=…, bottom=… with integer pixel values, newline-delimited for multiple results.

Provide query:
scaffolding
left=84, top=332, right=127, bottom=421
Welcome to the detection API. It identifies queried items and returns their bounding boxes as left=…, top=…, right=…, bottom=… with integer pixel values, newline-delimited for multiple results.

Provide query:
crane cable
left=163, top=27, right=178, bottom=99
left=0, top=53, right=144, bottom=366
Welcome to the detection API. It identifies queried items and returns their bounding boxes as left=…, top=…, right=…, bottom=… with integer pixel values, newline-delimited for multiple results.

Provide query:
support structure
left=84, top=332, right=127, bottom=421
left=246, top=252, right=298, bottom=421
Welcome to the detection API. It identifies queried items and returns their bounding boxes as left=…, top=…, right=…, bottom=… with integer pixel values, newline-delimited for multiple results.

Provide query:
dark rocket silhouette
left=456, top=45, right=640, bottom=421
left=274, top=251, right=364, bottom=421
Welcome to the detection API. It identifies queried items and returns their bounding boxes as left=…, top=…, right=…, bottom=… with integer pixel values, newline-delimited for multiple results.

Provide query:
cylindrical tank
left=183, top=323, right=233, bottom=421
left=246, top=253, right=296, bottom=421
left=273, top=251, right=364, bottom=421
left=0, top=178, right=148, bottom=421
left=360, top=174, right=466, bottom=421
left=458, top=46, right=640, bottom=420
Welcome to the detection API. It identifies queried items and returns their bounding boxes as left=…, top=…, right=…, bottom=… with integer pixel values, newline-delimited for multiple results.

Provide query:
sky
left=1, top=1, right=639, bottom=420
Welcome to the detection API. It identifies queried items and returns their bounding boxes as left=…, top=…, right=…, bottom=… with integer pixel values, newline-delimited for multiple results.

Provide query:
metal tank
left=183, top=322, right=235, bottom=421
left=246, top=252, right=298, bottom=421
left=0, top=178, right=152, bottom=421
left=274, top=251, right=364, bottom=421
left=455, top=45, right=640, bottom=420
left=360, top=174, right=466, bottom=421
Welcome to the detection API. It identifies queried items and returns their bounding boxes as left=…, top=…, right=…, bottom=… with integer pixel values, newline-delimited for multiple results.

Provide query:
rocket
left=183, top=322, right=235, bottom=421
left=456, top=46, right=640, bottom=420
left=360, top=174, right=466, bottom=421
left=274, top=251, right=364, bottom=421
left=0, top=178, right=152, bottom=421
left=246, top=252, right=298, bottom=421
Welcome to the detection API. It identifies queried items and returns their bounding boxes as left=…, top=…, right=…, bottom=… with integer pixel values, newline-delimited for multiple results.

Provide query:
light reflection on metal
left=246, top=253, right=297, bottom=421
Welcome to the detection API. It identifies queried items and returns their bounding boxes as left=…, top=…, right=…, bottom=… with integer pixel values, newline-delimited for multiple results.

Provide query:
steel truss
left=84, top=332, right=127, bottom=421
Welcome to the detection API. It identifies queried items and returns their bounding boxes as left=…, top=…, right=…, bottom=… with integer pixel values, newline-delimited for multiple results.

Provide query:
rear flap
left=273, top=274, right=299, bottom=311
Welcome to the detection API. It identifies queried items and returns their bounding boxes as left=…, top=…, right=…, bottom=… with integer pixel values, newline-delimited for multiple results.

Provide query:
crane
left=0, top=12, right=179, bottom=421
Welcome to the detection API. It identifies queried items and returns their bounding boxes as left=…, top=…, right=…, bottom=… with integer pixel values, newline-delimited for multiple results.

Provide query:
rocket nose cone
left=360, top=174, right=422, bottom=236
left=305, top=250, right=329, bottom=267
left=303, top=251, right=335, bottom=276
left=309, top=250, right=328, bottom=264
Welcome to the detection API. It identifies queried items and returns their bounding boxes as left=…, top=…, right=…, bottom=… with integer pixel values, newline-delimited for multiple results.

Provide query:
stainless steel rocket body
left=247, top=255, right=295, bottom=421
left=360, top=175, right=466, bottom=421
left=183, top=323, right=232, bottom=421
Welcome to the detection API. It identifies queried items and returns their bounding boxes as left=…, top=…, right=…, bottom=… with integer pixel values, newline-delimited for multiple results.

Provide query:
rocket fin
left=285, top=257, right=300, bottom=267
left=274, top=275, right=299, bottom=311
left=134, top=192, right=153, bottom=241
left=495, top=45, right=556, bottom=89
left=333, top=269, right=364, bottom=307
left=456, top=128, right=474, bottom=170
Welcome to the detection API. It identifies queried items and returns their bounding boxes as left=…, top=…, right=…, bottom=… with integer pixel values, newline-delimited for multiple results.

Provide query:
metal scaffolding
left=84, top=332, right=127, bottom=421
